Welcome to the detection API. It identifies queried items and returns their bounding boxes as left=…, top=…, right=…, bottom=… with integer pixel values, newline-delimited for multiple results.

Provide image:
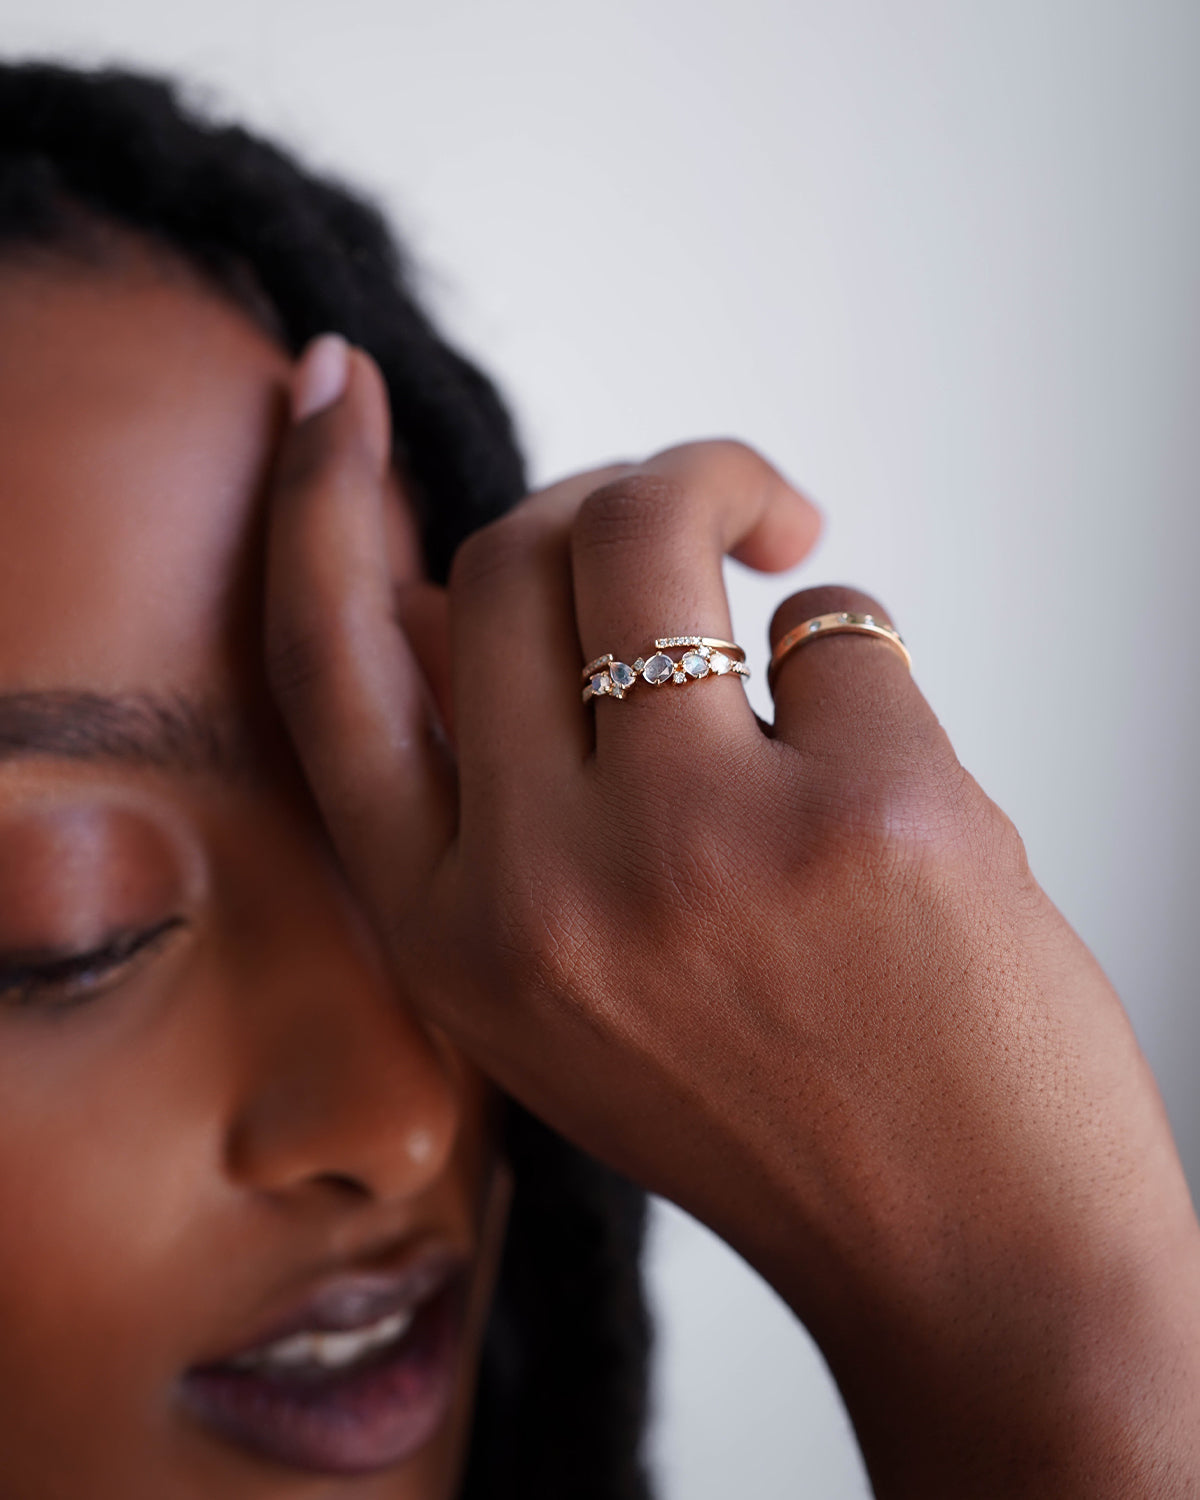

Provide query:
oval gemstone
left=642, top=653, right=674, bottom=684
left=589, top=673, right=611, bottom=695
left=682, top=651, right=709, bottom=678
left=610, top=661, right=635, bottom=690
left=709, top=651, right=732, bottom=675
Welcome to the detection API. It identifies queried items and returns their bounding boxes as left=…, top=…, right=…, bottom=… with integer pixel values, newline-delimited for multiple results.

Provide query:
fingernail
left=292, top=333, right=350, bottom=421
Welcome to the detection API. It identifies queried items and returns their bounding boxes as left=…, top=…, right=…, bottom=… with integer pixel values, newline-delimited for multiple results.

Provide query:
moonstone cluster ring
left=582, top=637, right=750, bottom=703
left=769, top=611, right=911, bottom=688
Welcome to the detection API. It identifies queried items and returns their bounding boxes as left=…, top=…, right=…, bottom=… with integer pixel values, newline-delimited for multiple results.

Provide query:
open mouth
left=180, top=1252, right=469, bottom=1476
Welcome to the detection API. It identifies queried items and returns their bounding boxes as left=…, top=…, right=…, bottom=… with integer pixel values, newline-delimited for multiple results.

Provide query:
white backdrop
left=3, top=3, right=1197, bottom=1496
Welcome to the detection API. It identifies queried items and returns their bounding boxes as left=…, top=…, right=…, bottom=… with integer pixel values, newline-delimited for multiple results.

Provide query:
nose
left=224, top=891, right=462, bottom=1209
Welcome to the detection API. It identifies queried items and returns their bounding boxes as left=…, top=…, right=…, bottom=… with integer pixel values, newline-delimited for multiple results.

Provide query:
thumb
left=265, top=334, right=456, bottom=927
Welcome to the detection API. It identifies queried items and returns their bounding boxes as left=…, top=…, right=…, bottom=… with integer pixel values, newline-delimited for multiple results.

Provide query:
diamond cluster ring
left=582, top=636, right=750, bottom=703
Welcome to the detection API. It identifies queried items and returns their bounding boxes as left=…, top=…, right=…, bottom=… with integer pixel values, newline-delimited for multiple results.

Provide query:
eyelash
left=0, top=917, right=185, bottom=1011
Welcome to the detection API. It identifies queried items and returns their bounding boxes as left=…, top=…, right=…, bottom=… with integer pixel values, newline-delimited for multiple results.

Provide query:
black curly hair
left=0, top=58, right=653, bottom=1500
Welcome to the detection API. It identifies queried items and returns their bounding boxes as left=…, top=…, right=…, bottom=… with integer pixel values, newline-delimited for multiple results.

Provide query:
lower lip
left=179, top=1279, right=465, bottom=1476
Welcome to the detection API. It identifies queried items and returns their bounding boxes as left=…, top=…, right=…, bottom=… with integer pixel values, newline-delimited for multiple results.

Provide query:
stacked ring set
left=580, top=614, right=910, bottom=707
left=581, top=637, right=749, bottom=704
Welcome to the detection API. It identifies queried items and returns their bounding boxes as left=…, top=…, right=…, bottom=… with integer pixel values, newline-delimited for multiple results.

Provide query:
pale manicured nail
left=292, top=333, right=350, bottom=421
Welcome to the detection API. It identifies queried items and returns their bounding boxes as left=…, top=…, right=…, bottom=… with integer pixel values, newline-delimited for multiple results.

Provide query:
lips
left=179, top=1248, right=470, bottom=1476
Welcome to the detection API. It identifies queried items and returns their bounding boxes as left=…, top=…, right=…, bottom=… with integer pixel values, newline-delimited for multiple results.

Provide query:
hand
left=266, top=339, right=1200, bottom=1497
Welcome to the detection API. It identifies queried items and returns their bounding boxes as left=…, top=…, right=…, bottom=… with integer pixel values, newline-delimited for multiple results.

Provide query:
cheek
left=0, top=999, right=221, bottom=1370
left=0, top=796, right=217, bottom=1384
left=0, top=1027, right=225, bottom=1488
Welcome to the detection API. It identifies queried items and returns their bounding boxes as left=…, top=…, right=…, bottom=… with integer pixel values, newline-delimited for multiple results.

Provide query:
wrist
left=754, top=1187, right=1200, bottom=1498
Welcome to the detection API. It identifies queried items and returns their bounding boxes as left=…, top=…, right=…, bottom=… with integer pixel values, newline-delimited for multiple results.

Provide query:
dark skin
left=270, top=336, right=1200, bottom=1495
left=0, top=249, right=506, bottom=1499
left=3, top=231, right=1199, bottom=1499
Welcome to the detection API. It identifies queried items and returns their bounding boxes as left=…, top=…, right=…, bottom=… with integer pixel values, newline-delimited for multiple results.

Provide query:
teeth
left=232, top=1308, right=414, bottom=1373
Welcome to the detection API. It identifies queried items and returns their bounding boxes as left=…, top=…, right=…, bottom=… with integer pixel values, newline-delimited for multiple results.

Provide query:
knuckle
left=802, top=753, right=1026, bottom=907
left=264, top=618, right=340, bottom=708
left=815, top=759, right=956, bottom=861
left=572, top=473, right=686, bottom=556
left=448, top=510, right=557, bottom=600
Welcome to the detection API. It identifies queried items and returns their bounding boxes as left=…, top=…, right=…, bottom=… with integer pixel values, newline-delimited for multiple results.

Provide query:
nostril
left=313, top=1171, right=374, bottom=1201
left=223, top=962, right=465, bottom=1205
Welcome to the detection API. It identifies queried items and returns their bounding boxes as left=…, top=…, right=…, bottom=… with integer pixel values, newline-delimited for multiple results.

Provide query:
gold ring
left=769, top=612, right=911, bottom=688
left=582, top=636, right=749, bottom=703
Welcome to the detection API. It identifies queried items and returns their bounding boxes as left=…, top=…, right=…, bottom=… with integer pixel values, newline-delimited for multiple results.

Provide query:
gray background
left=5, top=2, right=1197, bottom=1494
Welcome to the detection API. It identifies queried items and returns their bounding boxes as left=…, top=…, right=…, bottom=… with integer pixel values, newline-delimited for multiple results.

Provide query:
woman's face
left=0, top=248, right=502, bottom=1498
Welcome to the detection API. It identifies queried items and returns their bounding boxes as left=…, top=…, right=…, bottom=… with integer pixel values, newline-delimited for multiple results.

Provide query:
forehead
left=0, top=254, right=290, bottom=701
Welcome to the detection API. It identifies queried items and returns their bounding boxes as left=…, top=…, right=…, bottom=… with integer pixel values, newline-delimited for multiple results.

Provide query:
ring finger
left=569, top=440, right=820, bottom=758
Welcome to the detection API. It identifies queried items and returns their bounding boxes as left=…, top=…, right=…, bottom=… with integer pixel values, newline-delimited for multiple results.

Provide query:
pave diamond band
left=768, top=611, right=911, bottom=688
left=582, top=636, right=749, bottom=703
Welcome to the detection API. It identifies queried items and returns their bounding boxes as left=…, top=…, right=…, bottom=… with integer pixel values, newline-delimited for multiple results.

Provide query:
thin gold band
left=769, top=612, right=911, bottom=687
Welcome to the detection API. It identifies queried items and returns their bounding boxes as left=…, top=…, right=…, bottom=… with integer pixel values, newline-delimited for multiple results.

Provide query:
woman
left=0, top=62, right=647, bottom=1499
left=1, top=59, right=1199, bottom=1500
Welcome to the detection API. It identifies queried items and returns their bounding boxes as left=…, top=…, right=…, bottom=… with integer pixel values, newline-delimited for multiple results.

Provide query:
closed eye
left=0, top=916, right=186, bottom=1011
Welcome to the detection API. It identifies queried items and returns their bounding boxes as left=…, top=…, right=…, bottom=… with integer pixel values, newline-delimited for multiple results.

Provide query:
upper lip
left=191, top=1242, right=470, bottom=1371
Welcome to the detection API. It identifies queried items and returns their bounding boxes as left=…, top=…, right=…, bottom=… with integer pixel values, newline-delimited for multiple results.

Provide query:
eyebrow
left=0, top=691, right=247, bottom=777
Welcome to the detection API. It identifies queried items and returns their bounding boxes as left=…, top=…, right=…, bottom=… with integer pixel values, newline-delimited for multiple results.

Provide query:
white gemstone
left=633, top=657, right=645, bottom=672
left=808, top=620, right=822, bottom=632
left=590, top=673, right=611, bottom=695
left=610, top=661, right=635, bottom=689
left=709, top=651, right=732, bottom=675
left=682, top=651, right=709, bottom=678
left=643, top=653, right=674, bottom=684
left=673, top=670, right=686, bottom=683
left=838, top=612, right=851, bottom=623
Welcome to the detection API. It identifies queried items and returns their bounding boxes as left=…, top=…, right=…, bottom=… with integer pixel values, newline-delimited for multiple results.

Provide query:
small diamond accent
left=672, top=670, right=686, bottom=684
left=808, top=620, right=822, bottom=632
left=633, top=657, right=645, bottom=672
left=838, top=613, right=851, bottom=623
left=698, top=645, right=712, bottom=658
left=642, top=653, right=674, bottom=685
